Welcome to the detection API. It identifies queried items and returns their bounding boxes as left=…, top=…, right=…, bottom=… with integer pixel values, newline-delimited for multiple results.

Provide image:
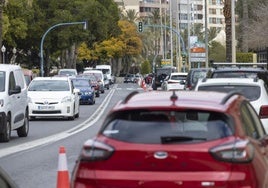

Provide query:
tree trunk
left=241, top=0, right=248, bottom=52
left=223, top=0, right=232, bottom=62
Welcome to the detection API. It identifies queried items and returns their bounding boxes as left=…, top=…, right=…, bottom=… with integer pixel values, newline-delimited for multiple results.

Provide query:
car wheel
left=75, top=112, right=79, bottom=118
left=96, top=92, right=100, bottom=97
left=17, top=110, right=29, bottom=137
left=0, top=114, right=11, bottom=142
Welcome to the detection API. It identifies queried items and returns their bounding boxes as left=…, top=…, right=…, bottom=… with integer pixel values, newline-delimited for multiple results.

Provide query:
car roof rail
left=212, top=62, right=267, bottom=69
left=220, top=91, right=243, bottom=105
left=122, top=91, right=139, bottom=104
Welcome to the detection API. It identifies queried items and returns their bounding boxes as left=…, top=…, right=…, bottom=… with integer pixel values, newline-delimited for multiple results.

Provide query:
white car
left=161, top=72, right=188, bottom=91
left=58, top=68, right=78, bottom=76
left=195, top=77, right=268, bottom=133
left=0, top=64, right=29, bottom=142
left=27, top=77, right=80, bottom=120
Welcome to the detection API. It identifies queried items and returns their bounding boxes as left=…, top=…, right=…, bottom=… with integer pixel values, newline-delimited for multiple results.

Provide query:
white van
left=95, top=65, right=114, bottom=84
left=0, top=64, right=29, bottom=142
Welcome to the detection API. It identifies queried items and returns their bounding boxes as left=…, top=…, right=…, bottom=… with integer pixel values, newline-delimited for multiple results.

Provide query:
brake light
left=209, top=139, right=254, bottom=163
left=259, top=105, right=268, bottom=119
left=80, top=139, right=114, bottom=161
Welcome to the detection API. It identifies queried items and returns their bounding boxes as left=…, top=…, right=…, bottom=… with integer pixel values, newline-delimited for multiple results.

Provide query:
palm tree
left=223, top=0, right=232, bottom=62
left=122, top=9, right=139, bottom=23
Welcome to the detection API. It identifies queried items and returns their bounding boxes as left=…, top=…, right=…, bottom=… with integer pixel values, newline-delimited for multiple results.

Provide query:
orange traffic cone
left=57, top=146, right=70, bottom=188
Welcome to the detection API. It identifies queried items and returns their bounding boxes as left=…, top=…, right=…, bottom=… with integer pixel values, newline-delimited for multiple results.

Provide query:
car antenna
left=170, top=90, right=178, bottom=105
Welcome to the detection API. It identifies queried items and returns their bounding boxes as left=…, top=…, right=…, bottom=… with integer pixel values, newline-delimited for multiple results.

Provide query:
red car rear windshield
left=101, top=110, right=234, bottom=144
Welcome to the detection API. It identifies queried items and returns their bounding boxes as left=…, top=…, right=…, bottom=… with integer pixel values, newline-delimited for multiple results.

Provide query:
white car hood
left=28, top=91, right=71, bottom=100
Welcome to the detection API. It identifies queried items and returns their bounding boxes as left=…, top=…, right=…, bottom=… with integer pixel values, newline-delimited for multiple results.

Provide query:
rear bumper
left=73, top=170, right=256, bottom=187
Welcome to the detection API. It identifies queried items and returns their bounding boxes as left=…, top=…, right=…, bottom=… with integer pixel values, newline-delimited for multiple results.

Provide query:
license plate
left=38, top=105, right=55, bottom=110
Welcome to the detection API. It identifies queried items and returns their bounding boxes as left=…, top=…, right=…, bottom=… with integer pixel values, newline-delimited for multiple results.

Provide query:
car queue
left=2, top=64, right=268, bottom=187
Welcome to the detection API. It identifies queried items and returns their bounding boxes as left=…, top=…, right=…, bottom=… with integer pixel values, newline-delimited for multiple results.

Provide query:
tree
left=209, top=41, right=226, bottom=62
left=223, top=0, right=232, bottom=62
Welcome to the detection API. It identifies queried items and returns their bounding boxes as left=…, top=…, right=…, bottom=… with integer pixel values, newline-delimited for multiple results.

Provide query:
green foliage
left=209, top=41, right=226, bottom=62
left=236, top=52, right=254, bottom=62
left=141, top=60, right=151, bottom=74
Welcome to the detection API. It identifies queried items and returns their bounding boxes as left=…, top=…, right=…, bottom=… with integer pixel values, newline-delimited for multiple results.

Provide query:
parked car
left=161, top=72, right=188, bottom=91
left=195, top=77, right=268, bottom=133
left=123, top=73, right=135, bottom=83
left=0, top=64, right=29, bottom=142
left=184, top=68, right=211, bottom=90
left=70, top=77, right=95, bottom=105
left=58, top=68, right=78, bottom=76
left=27, top=76, right=80, bottom=120
left=71, top=90, right=268, bottom=187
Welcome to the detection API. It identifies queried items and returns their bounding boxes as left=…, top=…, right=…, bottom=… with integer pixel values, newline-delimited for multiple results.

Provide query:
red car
left=71, top=90, right=268, bottom=188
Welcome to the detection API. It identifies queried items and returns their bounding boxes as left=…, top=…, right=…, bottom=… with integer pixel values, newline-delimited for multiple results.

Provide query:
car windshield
left=72, top=79, right=90, bottom=87
left=102, top=110, right=233, bottom=144
left=198, top=85, right=260, bottom=101
left=59, top=70, right=76, bottom=76
left=170, top=75, right=187, bottom=80
left=0, top=71, right=5, bottom=92
left=192, top=70, right=208, bottom=84
left=28, top=80, right=70, bottom=91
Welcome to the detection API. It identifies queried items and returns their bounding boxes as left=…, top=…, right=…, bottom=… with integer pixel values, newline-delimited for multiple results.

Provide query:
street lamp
left=1, top=45, right=6, bottom=64
left=40, top=21, right=87, bottom=77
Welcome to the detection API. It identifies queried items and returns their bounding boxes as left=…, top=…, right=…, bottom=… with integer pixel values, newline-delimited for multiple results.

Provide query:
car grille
left=32, top=110, right=61, bottom=114
left=35, top=102, right=58, bottom=105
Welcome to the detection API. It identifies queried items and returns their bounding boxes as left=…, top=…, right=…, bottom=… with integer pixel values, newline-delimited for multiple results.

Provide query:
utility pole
left=40, top=21, right=87, bottom=77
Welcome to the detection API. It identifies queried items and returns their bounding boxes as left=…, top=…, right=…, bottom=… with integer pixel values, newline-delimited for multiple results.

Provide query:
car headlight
left=61, top=96, right=72, bottom=103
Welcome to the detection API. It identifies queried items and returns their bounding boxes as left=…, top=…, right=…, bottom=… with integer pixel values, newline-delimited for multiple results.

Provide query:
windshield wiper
left=161, top=136, right=206, bottom=144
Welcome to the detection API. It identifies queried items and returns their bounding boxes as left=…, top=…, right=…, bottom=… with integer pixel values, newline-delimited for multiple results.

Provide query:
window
left=240, top=102, right=264, bottom=139
left=101, top=110, right=233, bottom=144
left=8, top=72, right=16, bottom=92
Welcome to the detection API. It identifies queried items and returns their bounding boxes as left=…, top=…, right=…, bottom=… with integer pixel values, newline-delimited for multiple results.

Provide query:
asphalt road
left=0, top=82, right=144, bottom=188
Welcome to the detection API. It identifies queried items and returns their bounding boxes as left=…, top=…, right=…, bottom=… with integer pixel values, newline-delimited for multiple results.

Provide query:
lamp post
left=40, top=21, right=87, bottom=77
left=1, top=45, right=6, bottom=64
left=11, top=47, right=17, bottom=64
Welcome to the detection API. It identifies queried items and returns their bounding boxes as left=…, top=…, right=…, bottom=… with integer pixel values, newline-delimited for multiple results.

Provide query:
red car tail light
left=259, top=105, right=268, bottom=119
left=209, top=139, right=254, bottom=163
left=80, top=139, right=114, bottom=161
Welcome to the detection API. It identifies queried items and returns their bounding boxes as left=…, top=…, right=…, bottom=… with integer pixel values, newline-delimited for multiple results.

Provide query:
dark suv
left=152, top=66, right=176, bottom=90
left=207, top=63, right=268, bottom=85
left=184, top=68, right=211, bottom=90
left=72, top=90, right=268, bottom=187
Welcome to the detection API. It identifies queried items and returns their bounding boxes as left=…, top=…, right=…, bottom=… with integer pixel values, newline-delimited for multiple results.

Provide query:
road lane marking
left=0, top=85, right=117, bottom=158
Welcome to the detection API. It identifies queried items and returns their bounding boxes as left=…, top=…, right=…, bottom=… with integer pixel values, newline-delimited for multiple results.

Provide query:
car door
left=8, top=71, right=23, bottom=129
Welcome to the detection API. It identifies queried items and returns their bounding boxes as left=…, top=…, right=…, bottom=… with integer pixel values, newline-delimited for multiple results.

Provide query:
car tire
left=17, top=110, right=29, bottom=137
left=0, top=114, right=11, bottom=142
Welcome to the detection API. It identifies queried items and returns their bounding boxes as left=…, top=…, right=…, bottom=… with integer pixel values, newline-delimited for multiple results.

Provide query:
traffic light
left=182, top=53, right=187, bottom=64
left=138, top=22, right=143, bottom=32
